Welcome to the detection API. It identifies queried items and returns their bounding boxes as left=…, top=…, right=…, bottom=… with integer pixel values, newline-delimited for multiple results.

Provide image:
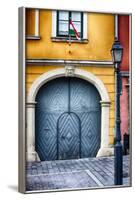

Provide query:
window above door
left=52, top=10, right=88, bottom=43
left=57, top=11, right=82, bottom=38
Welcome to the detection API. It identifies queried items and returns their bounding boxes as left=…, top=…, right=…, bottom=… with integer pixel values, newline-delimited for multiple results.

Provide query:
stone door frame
left=27, top=68, right=111, bottom=161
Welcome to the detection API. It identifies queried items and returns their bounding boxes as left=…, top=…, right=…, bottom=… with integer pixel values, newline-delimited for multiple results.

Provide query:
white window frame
left=26, top=9, right=40, bottom=39
left=52, top=11, right=88, bottom=40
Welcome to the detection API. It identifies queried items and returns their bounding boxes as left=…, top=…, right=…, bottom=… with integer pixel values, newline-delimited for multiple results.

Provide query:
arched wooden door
left=35, top=77, right=101, bottom=161
left=57, top=112, right=81, bottom=160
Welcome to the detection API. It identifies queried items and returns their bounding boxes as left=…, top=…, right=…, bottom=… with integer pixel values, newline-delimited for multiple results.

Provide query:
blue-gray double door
left=35, top=77, right=101, bottom=161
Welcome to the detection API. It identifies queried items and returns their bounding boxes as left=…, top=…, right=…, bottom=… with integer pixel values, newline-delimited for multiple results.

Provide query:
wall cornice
left=26, top=59, right=114, bottom=66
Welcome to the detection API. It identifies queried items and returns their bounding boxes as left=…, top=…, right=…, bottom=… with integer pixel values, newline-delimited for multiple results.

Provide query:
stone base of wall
left=97, top=147, right=114, bottom=157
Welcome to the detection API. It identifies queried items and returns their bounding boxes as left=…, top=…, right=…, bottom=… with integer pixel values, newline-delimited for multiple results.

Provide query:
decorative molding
left=100, top=101, right=111, bottom=107
left=28, top=68, right=110, bottom=102
left=65, top=65, right=75, bottom=76
left=26, top=68, right=111, bottom=161
left=26, top=101, right=37, bottom=108
left=26, top=36, right=41, bottom=40
left=27, top=59, right=114, bottom=66
left=51, top=37, right=88, bottom=43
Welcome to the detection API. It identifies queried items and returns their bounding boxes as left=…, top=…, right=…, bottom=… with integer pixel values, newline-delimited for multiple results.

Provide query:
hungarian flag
left=69, top=18, right=80, bottom=40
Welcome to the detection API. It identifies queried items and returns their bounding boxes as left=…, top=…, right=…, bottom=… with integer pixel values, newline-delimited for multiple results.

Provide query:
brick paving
left=26, top=155, right=130, bottom=191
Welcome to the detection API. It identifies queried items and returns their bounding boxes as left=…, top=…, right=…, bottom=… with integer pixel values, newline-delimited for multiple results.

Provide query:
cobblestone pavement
left=26, top=155, right=130, bottom=191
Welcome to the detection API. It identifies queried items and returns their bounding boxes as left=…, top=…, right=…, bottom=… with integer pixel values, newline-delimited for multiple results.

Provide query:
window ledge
left=51, top=37, right=88, bottom=43
left=26, top=35, right=41, bottom=40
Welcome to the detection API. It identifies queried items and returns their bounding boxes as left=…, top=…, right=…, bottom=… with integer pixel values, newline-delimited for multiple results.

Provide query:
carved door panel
left=35, top=77, right=101, bottom=161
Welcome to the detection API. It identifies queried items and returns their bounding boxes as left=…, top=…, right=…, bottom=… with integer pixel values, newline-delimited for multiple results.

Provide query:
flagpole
left=69, top=18, right=80, bottom=40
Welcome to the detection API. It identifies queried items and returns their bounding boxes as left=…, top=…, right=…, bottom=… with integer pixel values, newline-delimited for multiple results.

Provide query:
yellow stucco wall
left=26, top=9, right=115, bottom=145
left=26, top=10, right=114, bottom=61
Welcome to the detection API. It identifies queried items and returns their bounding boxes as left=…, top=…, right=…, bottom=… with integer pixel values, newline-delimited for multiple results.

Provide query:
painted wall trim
left=26, top=68, right=111, bottom=162
left=120, top=71, right=129, bottom=77
left=52, top=11, right=57, bottom=37
left=83, top=13, right=88, bottom=39
left=27, top=59, right=113, bottom=66
left=28, top=68, right=110, bottom=102
left=26, top=8, right=40, bottom=39
left=35, top=9, right=39, bottom=37
left=26, top=36, right=40, bottom=40
left=115, top=14, right=118, bottom=39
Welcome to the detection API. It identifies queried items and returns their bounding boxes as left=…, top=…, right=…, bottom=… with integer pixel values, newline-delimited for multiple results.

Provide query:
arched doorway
left=35, top=77, right=101, bottom=161
left=26, top=68, right=111, bottom=162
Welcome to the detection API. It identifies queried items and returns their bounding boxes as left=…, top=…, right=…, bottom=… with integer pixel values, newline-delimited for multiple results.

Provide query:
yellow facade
left=26, top=10, right=114, bottom=61
left=26, top=9, right=115, bottom=145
